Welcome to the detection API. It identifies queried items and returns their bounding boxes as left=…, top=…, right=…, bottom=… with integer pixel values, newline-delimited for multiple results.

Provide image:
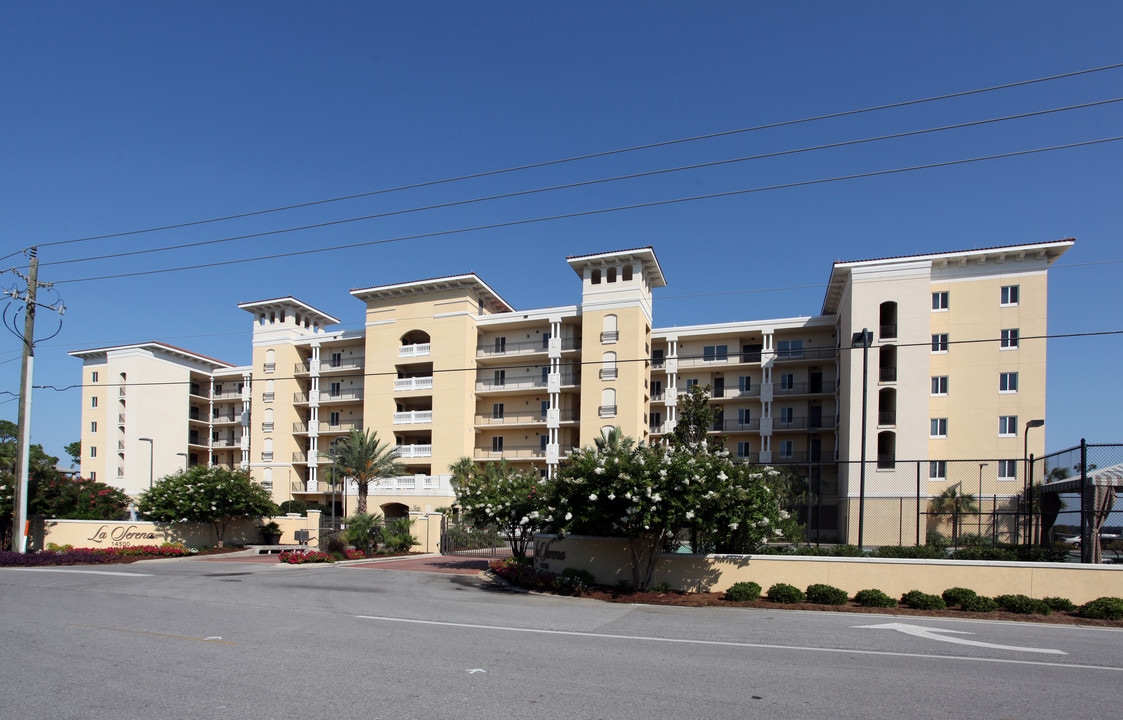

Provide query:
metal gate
left=440, top=517, right=507, bottom=556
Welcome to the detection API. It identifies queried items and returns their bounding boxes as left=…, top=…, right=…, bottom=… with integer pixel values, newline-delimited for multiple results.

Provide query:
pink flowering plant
left=546, top=436, right=784, bottom=590
left=278, top=550, right=334, bottom=564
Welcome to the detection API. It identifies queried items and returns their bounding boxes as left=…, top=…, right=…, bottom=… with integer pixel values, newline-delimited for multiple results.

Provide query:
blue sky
left=2, top=1, right=1121, bottom=463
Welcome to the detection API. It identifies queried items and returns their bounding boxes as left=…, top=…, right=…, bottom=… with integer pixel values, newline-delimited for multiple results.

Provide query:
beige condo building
left=69, top=240, right=1073, bottom=542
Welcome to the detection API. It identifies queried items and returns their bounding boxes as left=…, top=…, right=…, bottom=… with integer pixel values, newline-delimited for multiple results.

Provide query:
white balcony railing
left=394, top=376, right=434, bottom=392
left=398, top=343, right=431, bottom=358
left=393, top=410, right=433, bottom=425
left=395, top=444, right=433, bottom=458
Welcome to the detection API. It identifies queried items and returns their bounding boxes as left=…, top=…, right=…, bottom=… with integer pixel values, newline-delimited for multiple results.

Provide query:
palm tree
left=329, top=429, right=404, bottom=515
left=594, top=426, right=635, bottom=453
left=930, top=484, right=978, bottom=546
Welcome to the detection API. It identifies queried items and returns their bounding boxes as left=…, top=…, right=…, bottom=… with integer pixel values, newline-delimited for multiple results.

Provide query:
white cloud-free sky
left=2, top=1, right=1121, bottom=462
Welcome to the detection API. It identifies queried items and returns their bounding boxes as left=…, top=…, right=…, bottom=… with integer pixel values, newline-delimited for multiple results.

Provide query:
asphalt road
left=1, top=555, right=1120, bottom=719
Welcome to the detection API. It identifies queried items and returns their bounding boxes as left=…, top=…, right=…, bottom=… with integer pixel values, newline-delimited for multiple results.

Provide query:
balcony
left=317, top=389, right=364, bottom=404
left=599, top=367, right=618, bottom=380
left=395, top=444, right=433, bottom=459
left=320, top=419, right=363, bottom=434
left=879, top=324, right=897, bottom=340
left=473, top=445, right=547, bottom=460
left=394, top=376, right=434, bottom=392
left=879, top=367, right=897, bottom=382
left=598, top=405, right=617, bottom=418
left=878, top=411, right=896, bottom=426
left=321, top=358, right=364, bottom=373
left=476, top=374, right=578, bottom=392
left=393, top=410, right=433, bottom=425
left=715, top=418, right=762, bottom=432
left=476, top=339, right=550, bottom=358
left=600, top=331, right=619, bottom=343
left=774, top=381, right=832, bottom=396
left=398, top=343, right=431, bottom=359
left=475, top=409, right=576, bottom=425
left=774, top=347, right=836, bottom=362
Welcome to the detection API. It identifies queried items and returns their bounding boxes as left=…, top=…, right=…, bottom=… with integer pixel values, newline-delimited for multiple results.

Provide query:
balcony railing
left=879, top=324, right=897, bottom=339
left=394, top=376, right=434, bottom=392
left=774, top=381, right=832, bottom=396
left=774, top=347, right=836, bottom=361
left=395, top=444, right=433, bottom=458
left=398, top=343, right=431, bottom=358
left=317, top=389, right=364, bottom=403
left=321, top=358, right=364, bottom=372
left=879, top=367, right=897, bottom=382
left=599, top=368, right=618, bottom=380
left=715, top=418, right=762, bottom=432
left=476, top=374, right=579, bottom=391
left=476, top=339, right=550, bottom=358
left=320, top=419, right=363, bottom=433
left=473, top=446, right=548, bottom=460
left=598, top=405, right=617, bottom=418
left=878, top=411, right=896, bottom=426
left=393, top=410, right=433, bottom=425
left=475, top=409, right=576, bottom=425
left=600, top=331, right=619, bottom=343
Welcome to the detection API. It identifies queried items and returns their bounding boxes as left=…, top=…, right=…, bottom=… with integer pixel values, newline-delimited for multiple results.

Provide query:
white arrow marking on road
left=467, top=669, right=486, bottom=674
left=857, top=622, right=1065, bottom=655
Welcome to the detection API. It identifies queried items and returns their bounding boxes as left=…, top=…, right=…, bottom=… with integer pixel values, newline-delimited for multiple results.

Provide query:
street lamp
left=176, top=452, right=188, bottom=470
left=851, top=328, right=872, bottom=549
left=977, top=462, right=988, bottom=535
left=138, top=437, right=154, bottom=489
left=1024, top=419, right=1045, bottom=544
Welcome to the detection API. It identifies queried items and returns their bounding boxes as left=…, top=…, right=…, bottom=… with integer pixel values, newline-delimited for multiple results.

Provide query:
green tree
left=64, top=441, right=82, bottom=468
left=32, top=475, right=130, bottom=520
left=548, top=436, right=783, bottom=589
left=1, top=420, right=74, bottom=549
left=137, top=466, right=277, bottom=547
left=671, top=384, right=720, bottom=448
left=451, top=458, right=546, bottom=558
left=930, top=484, right=978, bottom=546
left=328, top=429, right=404, bottom=514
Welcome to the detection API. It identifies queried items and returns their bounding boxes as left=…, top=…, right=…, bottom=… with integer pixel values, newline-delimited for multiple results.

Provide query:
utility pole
left=5, top=247, right=65, bottom=552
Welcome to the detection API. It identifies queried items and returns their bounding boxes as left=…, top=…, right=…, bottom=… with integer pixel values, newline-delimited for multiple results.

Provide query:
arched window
left=607, top=266, right=617, bottom=283
left=264, top=349, right=276, bottom=373
left=602, top=314, right=618, bottom=343
left=263, top=438, right=274, bottom=463
left=877, top=388, right=896, bottom=426
left=601, top=351, right=617, bottom=380
left=622, top=264, right=633, bottom=281
left=879, top=301, right=897, bottom=339
left=262, top=467, right=273, bottom=490
left=876, top=431, right=895, bottom=469
left=263, top=408, right=274, bottom=432
left=878, top=345, right=897, bottom=382
left=591, top=268, right=602, bottom=285
left=600, top=388, right=616, bottom=418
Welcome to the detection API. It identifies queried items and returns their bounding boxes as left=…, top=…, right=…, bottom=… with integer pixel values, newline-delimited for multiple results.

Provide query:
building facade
left=70, top=240, right=1073, bottom=541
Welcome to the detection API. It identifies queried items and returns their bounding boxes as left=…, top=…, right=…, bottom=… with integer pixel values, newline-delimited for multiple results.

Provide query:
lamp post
left=138, top=437, right=154, bottom=490
left=851, top=328, right=872, bottom=549
left=176, top=452, right=188, bottom=471
left=1024, top=419, right=1045, bottom=544
left=977, top=462, right=988, bottom=536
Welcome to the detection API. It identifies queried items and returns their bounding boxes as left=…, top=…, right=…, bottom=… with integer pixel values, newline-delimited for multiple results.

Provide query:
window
left=91, top=371, right=99, bottom=383
left=540, top=401, right=549, bottom=420
left=779, top=373, right=795, bottom=391
left=591, top=268, right=601, bottom=285
left=89, top=446, right=97, bottom=458
left=651, top=380, right=662, bottom=397
left=89, top=472, right=96, bottom=481
left=650, top=411, right=662, bottom=431
left=779, top=407, right=794, bottom=425
left=329, top=382, right=341, bottom=397
left=492, top=403, right=504, bottom=420
left=601, top=314, right=618, bottom=343
left=607, top=266, right=617, bottom=283
left=930, top=418, right=948, bottom=438
left=90, top=421, right=98, bottom=433
left=541, top=332, right=550, bottom=349
left=877, top=431, right=896, bottom=469
left=931, top=334, right=949, bottom=353
left=738, top=376, right=752, bottom=393
left=998, top=460, right=1018, bottom=480
left=601, top=352, right=617, bottom=380
left=494, top=337, right=506, bottom=354
left=1001, top=285, right=1020, bottom=306
left=622, top=265, right=633, bottom=281
left=91, top=396, right=98, bottom=408
left=651, top=348, right=664, bottom=367
left=932, top=291, right=949, bottom=310
left=492, top=436, right=504, bottom=453
left=1000, top=372, right=1018, bottom=393
left=778, top=440, right=794, bottom=459
left=929, top=461, right=947, bottom=480
left=702, top=345, right=728, bottom=362
left=931, top=376, right=949, bottom=396
left=686, top=378, right=699, bottom=389
left=329, top=411, right=340, bottom=427
left=999, top=415, right=1018, bottom=436
left=494, top=370, right=506, bottom=387
left=540, top=435, right=548, bottom=452
left=736, top=441, right=752, bottom=459
left=777, top=340, right=803, bottom=359
left=737, top=408, right=751, bottom=427
left=1001, top=328, right=1019, bottom=349
left=600, top=388, right=616, bottom=417
left=330, top=352, right=342, bottom=368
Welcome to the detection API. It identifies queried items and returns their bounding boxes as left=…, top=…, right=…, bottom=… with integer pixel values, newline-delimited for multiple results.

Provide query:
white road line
left=355, top=614, right=1121, bottom=672
left=1, top=568, right=153, bottom=577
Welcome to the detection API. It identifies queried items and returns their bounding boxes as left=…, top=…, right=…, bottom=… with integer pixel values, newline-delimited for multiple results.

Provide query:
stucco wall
left=534, top=535, right=1123, bottom=605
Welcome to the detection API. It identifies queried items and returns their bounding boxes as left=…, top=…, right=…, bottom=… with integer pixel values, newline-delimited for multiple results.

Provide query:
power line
left=42, top=97, right=1123, bottom=269
left=29, top=328, right=1123, bottom=394
left=31, top=60, right=1123, bottom=252
left=50, top=135, right=1123, bottom=285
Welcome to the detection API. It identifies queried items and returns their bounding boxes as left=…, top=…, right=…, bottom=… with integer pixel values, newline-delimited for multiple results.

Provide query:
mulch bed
left=563, top=586, right=1123, bottom=628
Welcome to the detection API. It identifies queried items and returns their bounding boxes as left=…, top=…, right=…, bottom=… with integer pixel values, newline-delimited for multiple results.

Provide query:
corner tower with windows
left=567, top=248, right=666, bottom=448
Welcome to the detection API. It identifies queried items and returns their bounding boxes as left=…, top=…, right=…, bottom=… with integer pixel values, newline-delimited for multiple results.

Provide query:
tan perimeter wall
left=35, top=511, right=444, bottom=554
left=534, top=535, right=1123, bottom=605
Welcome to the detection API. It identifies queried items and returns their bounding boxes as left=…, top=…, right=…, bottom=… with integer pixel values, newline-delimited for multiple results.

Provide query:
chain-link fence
left=770, top=442, right=1122, bottom=563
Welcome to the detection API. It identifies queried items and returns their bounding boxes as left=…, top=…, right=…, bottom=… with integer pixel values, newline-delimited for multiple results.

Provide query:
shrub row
left=756, top=542, right=1069, bottom=563
left=0, top=544, right=196, bottom=566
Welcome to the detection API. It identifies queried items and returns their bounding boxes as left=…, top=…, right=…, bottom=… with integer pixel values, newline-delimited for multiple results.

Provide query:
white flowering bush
left=451, top=460, right=547, bottom=558
left=137, top=466, right=278, bottom=547
left=547, top=438, right=784, bottom=589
